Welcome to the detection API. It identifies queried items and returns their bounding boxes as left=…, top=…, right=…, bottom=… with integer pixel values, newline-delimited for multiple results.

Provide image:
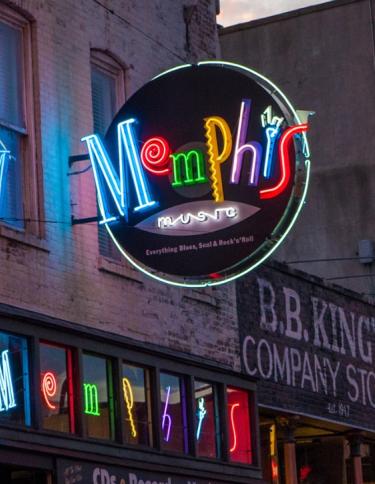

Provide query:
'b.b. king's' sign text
left=82, top=62, right=310, bottom=287
left=237, top=264, right=375, bottom=431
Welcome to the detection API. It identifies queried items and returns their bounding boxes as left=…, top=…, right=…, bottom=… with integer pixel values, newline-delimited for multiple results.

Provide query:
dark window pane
left=195, top=380, right=219, bottom=458
left=0, top=331, right=30, bottom=426
left=160, top=372, right=187, bottom=453
left=91, top=64, right=121, bottom=260
left=0, top=22, right=24, bottom=127
left=91, top=66, right=116, bottom=136
left=0, top=123, right=24, bottom=228
left=122, top=364, right=151, bottom=446
left=82, top=353, right=113, bottom=440
left=0, top=21, right=24, bottom=230
left=40, top=342, right=74, bottom=433
left=227, top=387, right=252, bottom=464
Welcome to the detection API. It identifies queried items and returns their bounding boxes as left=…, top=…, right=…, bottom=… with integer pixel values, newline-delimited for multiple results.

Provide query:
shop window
left=0, top=6, right=42, bottom=236
left=0, top=331, right=30, bottom=426
left=39, top=342, right=75, bottom=433
left=227, top=386, right=253, bottom=464
left=122, top=363, right=152, bottom=446
left=90, top=51, right=125, bottom=260
left=160, top=372, right=188, bottom=453
left=82, top=353, right=114, bottom=440
left=194, top=380, right=220, bottom=459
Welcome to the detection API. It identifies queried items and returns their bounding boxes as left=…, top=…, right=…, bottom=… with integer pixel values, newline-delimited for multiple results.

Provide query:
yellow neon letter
left=122, top=377, right=137, bottom=438
left=204, top=116, right=232, bottom=202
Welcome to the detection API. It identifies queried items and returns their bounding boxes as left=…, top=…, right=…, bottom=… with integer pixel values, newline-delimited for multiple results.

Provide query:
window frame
left=90, top=49, right=127, bottom=262
left=81, top=350, right=115, bottom=442
left=121, top=360, right=153, bottom=448
left=159, top=370, right=189, bottom=455
left=0, top=4, right=43, bottom=241
left=90, top=49, right=126, bottom=115
left=193, top=378, right=221, bottom=460
left=39, top=340, right=76, bottom=434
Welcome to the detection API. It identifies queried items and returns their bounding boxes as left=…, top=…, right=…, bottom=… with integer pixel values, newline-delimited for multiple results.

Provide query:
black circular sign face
left=96, top=62, right=310, bottom=287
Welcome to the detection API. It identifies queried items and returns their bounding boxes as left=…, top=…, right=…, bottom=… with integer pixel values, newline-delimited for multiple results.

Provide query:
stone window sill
left=0, top=224, right=49, bottom=252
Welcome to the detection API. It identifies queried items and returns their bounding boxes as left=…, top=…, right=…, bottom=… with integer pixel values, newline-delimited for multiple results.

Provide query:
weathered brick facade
left=0, top=0, right=244, bottom=371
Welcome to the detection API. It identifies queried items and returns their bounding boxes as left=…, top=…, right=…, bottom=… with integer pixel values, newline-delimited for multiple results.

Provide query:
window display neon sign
left=196, top=397, right=207, bottom=440
left=81, top=61, right=311, bottom=287
left=83, top=383, right=100, bottom=416
left=0, top=350, right=16, bottom=412
left=229, top=403, right=240, bottom=452
left=41, top=371, right=57, bottom=410
left=122, top=377, right=137, bottom=438
left=161, top=385, right=172, bottom=442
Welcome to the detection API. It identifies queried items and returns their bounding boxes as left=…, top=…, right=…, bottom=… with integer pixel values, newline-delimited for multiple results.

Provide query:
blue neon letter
left=0, top=141, right=10, bottom=206
left=0, top=350, right=16, bottom=412
left=82, top=119, right=156, bottom=223
left=196, top=397, right=207, bottom=440
left=261, top=106, right=284, bottom=179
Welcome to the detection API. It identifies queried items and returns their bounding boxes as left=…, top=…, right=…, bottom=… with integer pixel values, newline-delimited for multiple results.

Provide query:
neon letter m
left=83, top=383, right=100, bottom=416
left=0, top=350, right=16, bottom=412
left=82, top=119, right=156, bottom=224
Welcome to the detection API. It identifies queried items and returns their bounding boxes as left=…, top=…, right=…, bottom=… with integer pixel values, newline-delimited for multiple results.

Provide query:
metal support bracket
left=69, top=153, right=90, bottom=167
left=71, top=215, right=98, bottom=225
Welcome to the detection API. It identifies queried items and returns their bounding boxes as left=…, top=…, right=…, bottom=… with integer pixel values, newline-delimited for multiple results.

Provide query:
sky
left=217, top=0, right=334, bottom=26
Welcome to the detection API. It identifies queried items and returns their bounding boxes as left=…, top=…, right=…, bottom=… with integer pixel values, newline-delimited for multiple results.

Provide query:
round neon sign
left=83, top=62, right=310, bottom=287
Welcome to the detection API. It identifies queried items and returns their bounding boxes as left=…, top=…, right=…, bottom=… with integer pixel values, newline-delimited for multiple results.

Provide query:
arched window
left=90, top=50, right=126, bottom=260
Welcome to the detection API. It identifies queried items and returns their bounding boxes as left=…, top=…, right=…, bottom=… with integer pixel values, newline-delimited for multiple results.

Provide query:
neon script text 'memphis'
left=82, top=101, right=308, bottom=224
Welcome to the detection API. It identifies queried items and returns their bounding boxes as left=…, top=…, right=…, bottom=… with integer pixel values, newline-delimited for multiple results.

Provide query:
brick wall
left=0, top=0, right=240, bottom=369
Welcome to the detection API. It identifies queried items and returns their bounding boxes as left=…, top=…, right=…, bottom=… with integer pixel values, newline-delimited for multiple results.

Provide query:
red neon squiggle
left=42, top=371, right=57, bottom=410
left=260, top=123, right=308, bottom=200
left=141, top=137, right=171, bottom=175
left=229, top=403, right=240, bottom=452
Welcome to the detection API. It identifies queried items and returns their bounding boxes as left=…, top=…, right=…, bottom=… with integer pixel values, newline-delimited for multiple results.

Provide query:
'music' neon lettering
left=83, top=382, right=100, bottom=416
left=122, top=377, right=137, bottom=438
left=0, top=350, right=16, bottom=412
left=230, top=99, right=262, bottom=186
left=162, top=385, right=172, bottom=442
left=158, top=206, right=237, bottom=229
left=81, top=118, right=156, bottom=224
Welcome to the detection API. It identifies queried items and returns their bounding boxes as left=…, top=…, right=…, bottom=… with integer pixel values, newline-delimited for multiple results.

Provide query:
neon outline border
left=101, top=60, right=311, bottom=288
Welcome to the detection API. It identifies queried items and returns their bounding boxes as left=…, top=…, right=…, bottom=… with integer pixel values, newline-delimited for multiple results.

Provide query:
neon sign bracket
left=68, top=153, right=101, bottom=225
